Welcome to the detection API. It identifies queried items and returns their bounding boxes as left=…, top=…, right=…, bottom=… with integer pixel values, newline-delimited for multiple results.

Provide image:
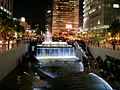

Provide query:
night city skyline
left=13, top=0, right=83, bottom=30
left=0, top=0, right=120, bottom=90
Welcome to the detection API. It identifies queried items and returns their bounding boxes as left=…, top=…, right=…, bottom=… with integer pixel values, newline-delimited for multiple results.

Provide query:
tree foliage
left=0, top=10, right=25, bottom=35
left=108, top=20, right=120, bottom=37
left=14, top=20, right=25, bottom=33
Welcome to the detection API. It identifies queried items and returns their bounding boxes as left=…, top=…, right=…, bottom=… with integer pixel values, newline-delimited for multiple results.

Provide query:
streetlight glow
left=21, top=17, right=25, bottom=22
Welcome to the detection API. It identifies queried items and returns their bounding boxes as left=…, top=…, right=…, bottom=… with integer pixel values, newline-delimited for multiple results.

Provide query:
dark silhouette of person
left=112, top=41, right=116, bottom=50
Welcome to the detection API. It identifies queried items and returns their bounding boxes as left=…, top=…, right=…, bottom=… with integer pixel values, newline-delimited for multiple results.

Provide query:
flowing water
left=36, top=47, right=75, bottom=57
left=44, top=31, right=52, bottom=42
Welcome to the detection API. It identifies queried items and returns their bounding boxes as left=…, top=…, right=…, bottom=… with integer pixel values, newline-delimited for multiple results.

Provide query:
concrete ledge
left=0, top=44, right=28, bottom=81
left=88, top=45, right=120, bottom=60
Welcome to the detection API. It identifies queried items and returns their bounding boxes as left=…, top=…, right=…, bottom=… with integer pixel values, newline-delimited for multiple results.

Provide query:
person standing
left=112, top=41, right=116, bottom=50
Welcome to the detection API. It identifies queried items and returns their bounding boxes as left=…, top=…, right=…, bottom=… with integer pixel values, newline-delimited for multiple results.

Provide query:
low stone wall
left=88, top=46, right=120, bottom=60
left=0, top=44, right=28, bottom=81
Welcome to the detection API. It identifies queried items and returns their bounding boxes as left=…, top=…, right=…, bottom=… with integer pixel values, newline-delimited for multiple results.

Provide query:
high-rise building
left=0, top=0, right=13, bottom=17
left=46, top=6, right=53, bottom=32
left=52, top=0, right=79, bottom=37
left=83, top=0, right=120, bottom=34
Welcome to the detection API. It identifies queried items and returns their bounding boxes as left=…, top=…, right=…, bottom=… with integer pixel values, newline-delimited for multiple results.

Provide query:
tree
left=0, top=10, right=10, bottom=39
left=0, top=10, right=25, bottom=39
left=107, top=20, right=120, bottom=50
left=108, top=20, right=120, bottom=38
left=14, top=20, right=25, bottom=33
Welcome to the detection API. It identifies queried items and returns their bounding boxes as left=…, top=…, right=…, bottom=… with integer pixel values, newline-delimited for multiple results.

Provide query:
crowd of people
left=96, top=56, right=120, bottom=82
left=76, top=39, right=120, bottom=89
left=82, top=50, right=120, bottom=89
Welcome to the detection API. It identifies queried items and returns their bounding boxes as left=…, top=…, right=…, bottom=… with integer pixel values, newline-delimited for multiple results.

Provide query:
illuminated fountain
left=44, top=30, right=52, bottom=42
left=41, top=31, right=68, bottom=46
left=36, top=30, right=76, bottom=60
left=36, top=47, right=76, bottom=60
left=34, top=31, right=113, bottom=90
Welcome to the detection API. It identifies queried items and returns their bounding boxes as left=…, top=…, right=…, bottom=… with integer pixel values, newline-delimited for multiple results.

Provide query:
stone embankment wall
left=88, top=46, right=120, bottom=60
left=0, top=44, right=28, bottom=81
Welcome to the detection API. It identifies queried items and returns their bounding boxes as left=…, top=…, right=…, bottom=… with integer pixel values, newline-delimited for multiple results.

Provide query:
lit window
left=98, top=20, right=100, bottom=24
left=113, top=4, right=119, bottom=8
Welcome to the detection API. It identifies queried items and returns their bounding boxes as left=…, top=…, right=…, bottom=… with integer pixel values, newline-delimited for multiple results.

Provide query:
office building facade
left=83, top=0, right=120, bottom=34
left=0, top=0, right=13, bottom=17
left=52, top=0, right=79, bottom=37
left=46, top=3, right=53, bottom=32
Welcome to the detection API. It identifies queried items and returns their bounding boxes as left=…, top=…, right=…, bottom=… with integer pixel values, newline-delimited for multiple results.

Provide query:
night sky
left=13, top=0, right=83, bottom=30
left=13, top=0, right=51, bottom=30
